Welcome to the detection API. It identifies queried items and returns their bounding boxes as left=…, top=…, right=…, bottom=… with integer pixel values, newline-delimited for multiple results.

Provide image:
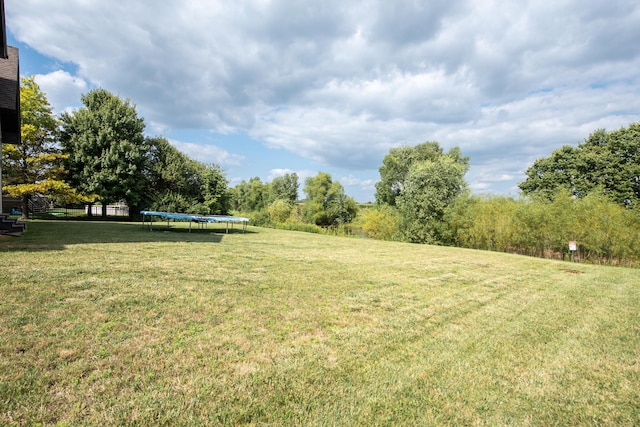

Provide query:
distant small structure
left=0, top=0, right=20, bottom=213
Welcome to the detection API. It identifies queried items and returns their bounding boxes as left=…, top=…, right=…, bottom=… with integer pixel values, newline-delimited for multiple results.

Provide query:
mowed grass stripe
left=1, top=221, right=638, bottom=425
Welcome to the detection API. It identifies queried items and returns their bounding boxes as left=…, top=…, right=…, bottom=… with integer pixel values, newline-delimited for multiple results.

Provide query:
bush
left=362, top=205, right=401, bottom=241
left=273, top=222, right=323, bottom=234
left=268, top=199, right=294, bottom=223
left=448, top=190, right=640, bottom=266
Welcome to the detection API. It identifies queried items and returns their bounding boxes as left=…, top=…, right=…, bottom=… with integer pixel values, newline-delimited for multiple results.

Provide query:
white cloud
left=340, top=174, right=366, bottom=186
left=268, top=168, right=319, bottom=185
left=340, top=174, right=376, bottom=188
left=33, top=70, right=87, bottom=114
left=7, top=0, right=640, bottom=195
left=339, top=174, right=377, bottom=201
left=168, top=140, right=244, bottom=168
left=268, top=169, right=296, bottom=180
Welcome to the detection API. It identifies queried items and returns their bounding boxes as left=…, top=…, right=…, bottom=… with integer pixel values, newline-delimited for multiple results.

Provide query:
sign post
left=568, top=241, right=577, bottom=262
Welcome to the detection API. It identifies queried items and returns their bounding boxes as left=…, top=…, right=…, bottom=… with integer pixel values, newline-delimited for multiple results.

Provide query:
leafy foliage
left=147, top=190, right=196, bottom=214
left=201, top=164, right=230, bottom=214
left=5, top=78, right=231, bottom=218
left=361, top=204, right=401, bottom=241
left=145, top=137, right=203, bottom=202
left=519, top=123, right=640, bottom=208
left=267, top=198, right=295, bottom=223
left=396, top=157, right=468, bottom=244
left=2, top=77, right=88, bottom=216
left=303, top=172, right=358, bottom=226
left=229, top=177, right=271, bottom=213
left=143, top=137, right=229, bottom=215
left=271, top=172, right=299, bottom=203
left=448, top=190, right=640, bottom=265
left=373, top=141, right=469, bottom=244
left=375, top=142, right=469, bottom=206
left=60, top=89, right=148, bottom=213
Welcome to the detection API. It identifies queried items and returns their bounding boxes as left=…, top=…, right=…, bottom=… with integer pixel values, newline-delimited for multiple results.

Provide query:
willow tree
left=375, top=141, right=469, bottom=244
left=375, top=142, right=469, bottom=206
left=396, top=156, right=468, bottom=244
left=303, top=172, right=358, bottom=227
left=271, top=172, right=299, bottom=204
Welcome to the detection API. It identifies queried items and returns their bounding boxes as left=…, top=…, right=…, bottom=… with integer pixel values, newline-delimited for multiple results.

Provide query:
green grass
left=1, top=220, right=638, bottom=426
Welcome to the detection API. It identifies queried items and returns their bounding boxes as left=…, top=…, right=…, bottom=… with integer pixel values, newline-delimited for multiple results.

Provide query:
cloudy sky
left=6, top=0, right=640, bottom=201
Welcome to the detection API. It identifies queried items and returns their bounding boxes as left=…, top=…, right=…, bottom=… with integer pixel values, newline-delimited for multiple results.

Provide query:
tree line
left=360, top=123, right=640, bottom=265
left=228, top=171, right=358, bottom=229
left=2, top=77, right=230, bottom=218
left=3, top=77, right=639, bottom=264
left=2, top=77, right=359, bottom=226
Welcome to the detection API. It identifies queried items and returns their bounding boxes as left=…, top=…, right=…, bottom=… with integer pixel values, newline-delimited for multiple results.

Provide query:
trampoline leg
left=143, top=214, right=153, bottom=231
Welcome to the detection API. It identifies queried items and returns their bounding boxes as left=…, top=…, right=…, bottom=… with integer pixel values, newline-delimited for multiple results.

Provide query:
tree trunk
left=21, top=194, right=29, bottom=220
left=129, top=204, right=140, bottom=220
left=102, top=204, right=107, bottom=218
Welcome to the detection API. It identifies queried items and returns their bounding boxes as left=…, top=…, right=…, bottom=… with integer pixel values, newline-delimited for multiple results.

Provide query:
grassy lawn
left=1, top=220, right=638, bottom=426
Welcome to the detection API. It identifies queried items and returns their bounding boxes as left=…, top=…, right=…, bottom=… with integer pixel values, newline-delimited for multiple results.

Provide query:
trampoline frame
left=140, top=210, right=250, bottom=233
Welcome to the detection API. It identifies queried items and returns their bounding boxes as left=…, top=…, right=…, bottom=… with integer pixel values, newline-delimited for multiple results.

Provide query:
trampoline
left=141, top=210, right=250, bottom=233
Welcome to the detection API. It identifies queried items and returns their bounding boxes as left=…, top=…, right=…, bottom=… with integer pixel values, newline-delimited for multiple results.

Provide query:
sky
left=5, top=0, right=640, bottom=202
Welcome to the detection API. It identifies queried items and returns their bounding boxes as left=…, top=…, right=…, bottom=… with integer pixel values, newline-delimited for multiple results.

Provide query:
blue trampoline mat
left=140, top=211, right=250, bottom=223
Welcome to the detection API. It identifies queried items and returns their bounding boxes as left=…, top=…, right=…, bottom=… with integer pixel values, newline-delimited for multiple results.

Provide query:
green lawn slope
left=1, top=221, right=638, bottom=425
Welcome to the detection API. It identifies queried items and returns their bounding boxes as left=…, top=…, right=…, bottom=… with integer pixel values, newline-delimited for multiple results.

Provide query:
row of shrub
left=455, top=192, right=639, bottom=265
left=234, top=203, right=364, bottom=237
left=360, top=190, right=640, bottom=266
left=234, top=189, right=640, bottom=266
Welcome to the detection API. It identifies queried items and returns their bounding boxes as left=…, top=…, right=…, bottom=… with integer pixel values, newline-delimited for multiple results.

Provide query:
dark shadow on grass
left=0, top=220, right=256, bottom=252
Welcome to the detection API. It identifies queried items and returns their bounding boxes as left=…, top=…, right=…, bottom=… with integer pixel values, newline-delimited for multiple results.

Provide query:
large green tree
left=230, top=177, right=271, bottom=213
left=519, top=123, right=640, bottom=208
left=200, top=164, right=230, bottom=215
left=60, top=89, right=148, bottom=216
left=144, top=136, right=204, bottom=212
left=2, top=77, right=86, bottom=217
left=143, top=137, right=230, bottom=215
left=375, top=141, right=469, bottom=244
left=270, top=172, right=299, bottom=204
left=303, top=172, right=358, bottom=226
left=375, top=142, right=469, bottom=206
left=396, top=157, right=468, bottom=244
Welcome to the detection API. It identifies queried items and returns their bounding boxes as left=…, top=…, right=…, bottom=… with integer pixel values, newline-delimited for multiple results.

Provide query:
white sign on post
left=569, top=241, right=577, bottom=251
